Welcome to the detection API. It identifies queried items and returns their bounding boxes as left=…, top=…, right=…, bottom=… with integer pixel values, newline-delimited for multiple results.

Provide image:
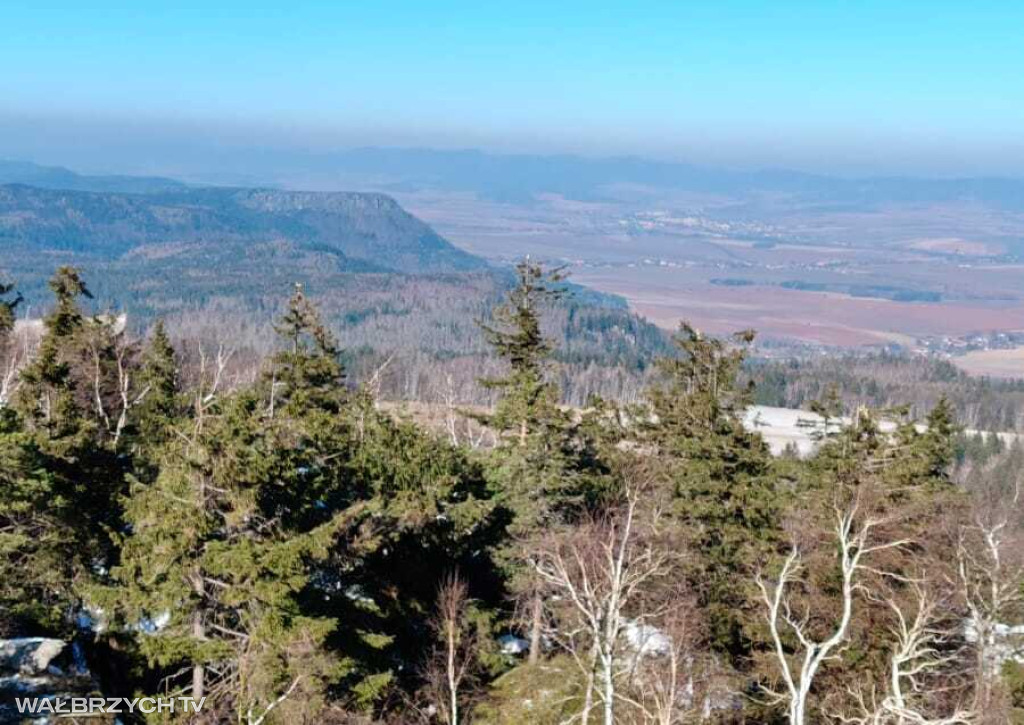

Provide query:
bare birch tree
left=835, top=582, right=974, bottom=724
left=957, top=477, right=1024, bottom=714
left=623, top=597, right=715, bottom=725
left=84, top=325, right=151, bottom=449
left=756, top=490, right=911, bottom=725
left=0, top=324, right=36, bottom=407
left=416, top=573, right=480, bottom=725
left=529, top=488, right=675, bottom=725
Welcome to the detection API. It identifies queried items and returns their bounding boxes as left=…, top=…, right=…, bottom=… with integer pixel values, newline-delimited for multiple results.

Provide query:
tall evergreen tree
left=270, top=283, right=347, bottom=413
left=0, top=413, right=67, bottom=631
left=109, top=286, right=361, bottom=720
left=3, top=269, right=125, bottom=634
left=0, top=280, right=21, bottom=339
left=478, top=261, right=566, bottom=448
left=641, top=323, right=784, bottom=656
left=477, top=261, right=619, bottom=665
left=133, top=320, right=181, bottom=450
left=14, top=266, right=92, bottom=435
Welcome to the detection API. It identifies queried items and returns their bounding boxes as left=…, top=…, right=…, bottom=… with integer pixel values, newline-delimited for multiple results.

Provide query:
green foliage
left=133, top=320, right=180, bottom=449
left=810, top=396, right=959, bottom=497
left=109, top=293, right=361, bottom=721
left=1005, top=661, right=1024, bottom=724
left=14, top=266, right=93, bottom=434
left=474, top=657, right=586, bottom=725
left=104, top=284, right=502, bottom=721
left=1, top=268, right=126, bottom=636
left=478, top=261, right=622, bottom=550
left=477, top=260, right=567, bottom=444
left=0, top=280, right=21, bottom=338
left=0, top=418, right=68, bottom=631
left=642, top=323, right=785, bottom=656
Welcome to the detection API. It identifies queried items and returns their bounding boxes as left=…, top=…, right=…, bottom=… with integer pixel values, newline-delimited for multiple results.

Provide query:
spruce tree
left=477, top=261, right=618, bottom=665
left=111, top=285, right=498, bottom=719
left=133, top=320, right=180, bottom=450
left=3, top=268, right=124, bottom=634
left=270, top=283, right=347, bottom=414
left=0, top=414, right=67, bottom=630
left=15, top=266, right=92, bottom=435
left=641, top=323, right=784, bottom=656
left=478, top=261, right=566, bottom=447
left=110, top=287, right=355, bottom=720
left=0, top=280, right=21, bottom=339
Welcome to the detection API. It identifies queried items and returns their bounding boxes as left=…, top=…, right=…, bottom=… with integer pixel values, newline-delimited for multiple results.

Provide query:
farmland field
left=954, top=346, right=1024, bottom=378
left=398, top=189, right=1024, bottom=348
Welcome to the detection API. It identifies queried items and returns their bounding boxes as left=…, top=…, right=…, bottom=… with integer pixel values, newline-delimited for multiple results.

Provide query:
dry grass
left=954, top=347, right=1024, bottom=379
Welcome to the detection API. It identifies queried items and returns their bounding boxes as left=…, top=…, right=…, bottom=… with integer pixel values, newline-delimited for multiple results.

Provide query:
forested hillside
left=1, top=263, right=1021, bottom=724
left=749, top=353, right=1024, bottom=431
left=0, top=178, right=671, bottom=405
left=0, top=183, right=485, bottom=278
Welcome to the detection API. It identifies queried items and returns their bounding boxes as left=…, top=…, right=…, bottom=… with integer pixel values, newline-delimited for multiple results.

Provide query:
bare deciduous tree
left=957, top=477, right=1024, bottom=714
left=623, top=597, right=715, bottom=725
left=415, top=573, right=480, bottom=725
left=84, top=325, right=152, bottom=449
left=835, top=582, right=974, bottom=725
left=529, top=488, right=675, bottom=725
left=0, top=324, right=36, bottom=407
left=756, top=490, right=911, bottom=725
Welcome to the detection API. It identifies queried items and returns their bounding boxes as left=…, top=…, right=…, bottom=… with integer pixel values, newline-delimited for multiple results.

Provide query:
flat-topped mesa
left=0, top=184, right=488, bottom=275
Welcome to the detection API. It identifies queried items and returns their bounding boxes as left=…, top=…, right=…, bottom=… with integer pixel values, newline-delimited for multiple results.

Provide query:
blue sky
left=2, top=0, right=1024, bottom=174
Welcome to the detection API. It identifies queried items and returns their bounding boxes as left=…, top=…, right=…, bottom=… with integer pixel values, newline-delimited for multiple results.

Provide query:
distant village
left=915, top=330, right=1024, bottom=357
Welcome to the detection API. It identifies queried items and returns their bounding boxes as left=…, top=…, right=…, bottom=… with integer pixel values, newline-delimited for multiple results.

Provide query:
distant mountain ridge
left=9, top=153, right=1024, bottom=212
left=0, top=182, right=487, bottom=275
left=322, top=148, right=1024, bottom=209
left=0, top=163, right=664, bottom=406
left=108, top=146, right=1024, bottom=210
left=0, top=159, right=189, bottom=194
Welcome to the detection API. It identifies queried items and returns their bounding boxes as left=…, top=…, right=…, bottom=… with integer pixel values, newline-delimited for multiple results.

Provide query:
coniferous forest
left=1, top=262, right=1023, bottom=724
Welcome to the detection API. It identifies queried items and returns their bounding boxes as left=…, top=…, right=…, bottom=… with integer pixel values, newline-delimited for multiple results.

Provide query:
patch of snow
left=622, top=620, right=671, bottom=656
left=136, top=610, right=171, bottom=634
left=498, top=634, right=530, bottom=655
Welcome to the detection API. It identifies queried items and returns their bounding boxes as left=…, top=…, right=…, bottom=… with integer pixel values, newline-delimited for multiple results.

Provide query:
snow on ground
left=743, top=405, right=1017, bottom=458
left=743, top=405, right=831, bottom=457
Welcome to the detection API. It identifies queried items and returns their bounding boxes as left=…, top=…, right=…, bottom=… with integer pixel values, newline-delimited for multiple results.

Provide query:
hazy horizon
left=5, top=113, right=1024, bottom=185
left=4, top=1, right=1024, bottom=178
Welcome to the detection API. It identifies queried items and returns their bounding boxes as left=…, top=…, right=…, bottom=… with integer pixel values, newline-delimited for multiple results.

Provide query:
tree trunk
left=191, top=576, right=206, bottom=700
left=581, top=643, right=598, bottom=725
left=528, top=593, right=543, bottom=665
left=601, top=653, right=614, bottom=725
left=447, top=618, right=458, bottom=725
left=789, top=683, right=809, bottom=725
left=192, top=609, right=205, bottom=700
left=976, top=623, right=994, bottom=711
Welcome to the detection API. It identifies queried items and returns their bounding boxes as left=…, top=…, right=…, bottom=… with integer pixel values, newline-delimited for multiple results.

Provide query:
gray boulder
left=0, top=638, right=99, bottom=724
left=0, top=639, right=65, bottom=675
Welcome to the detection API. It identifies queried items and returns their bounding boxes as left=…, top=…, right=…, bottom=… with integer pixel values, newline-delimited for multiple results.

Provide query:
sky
left=2, top=0, right=1024, bottom=176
